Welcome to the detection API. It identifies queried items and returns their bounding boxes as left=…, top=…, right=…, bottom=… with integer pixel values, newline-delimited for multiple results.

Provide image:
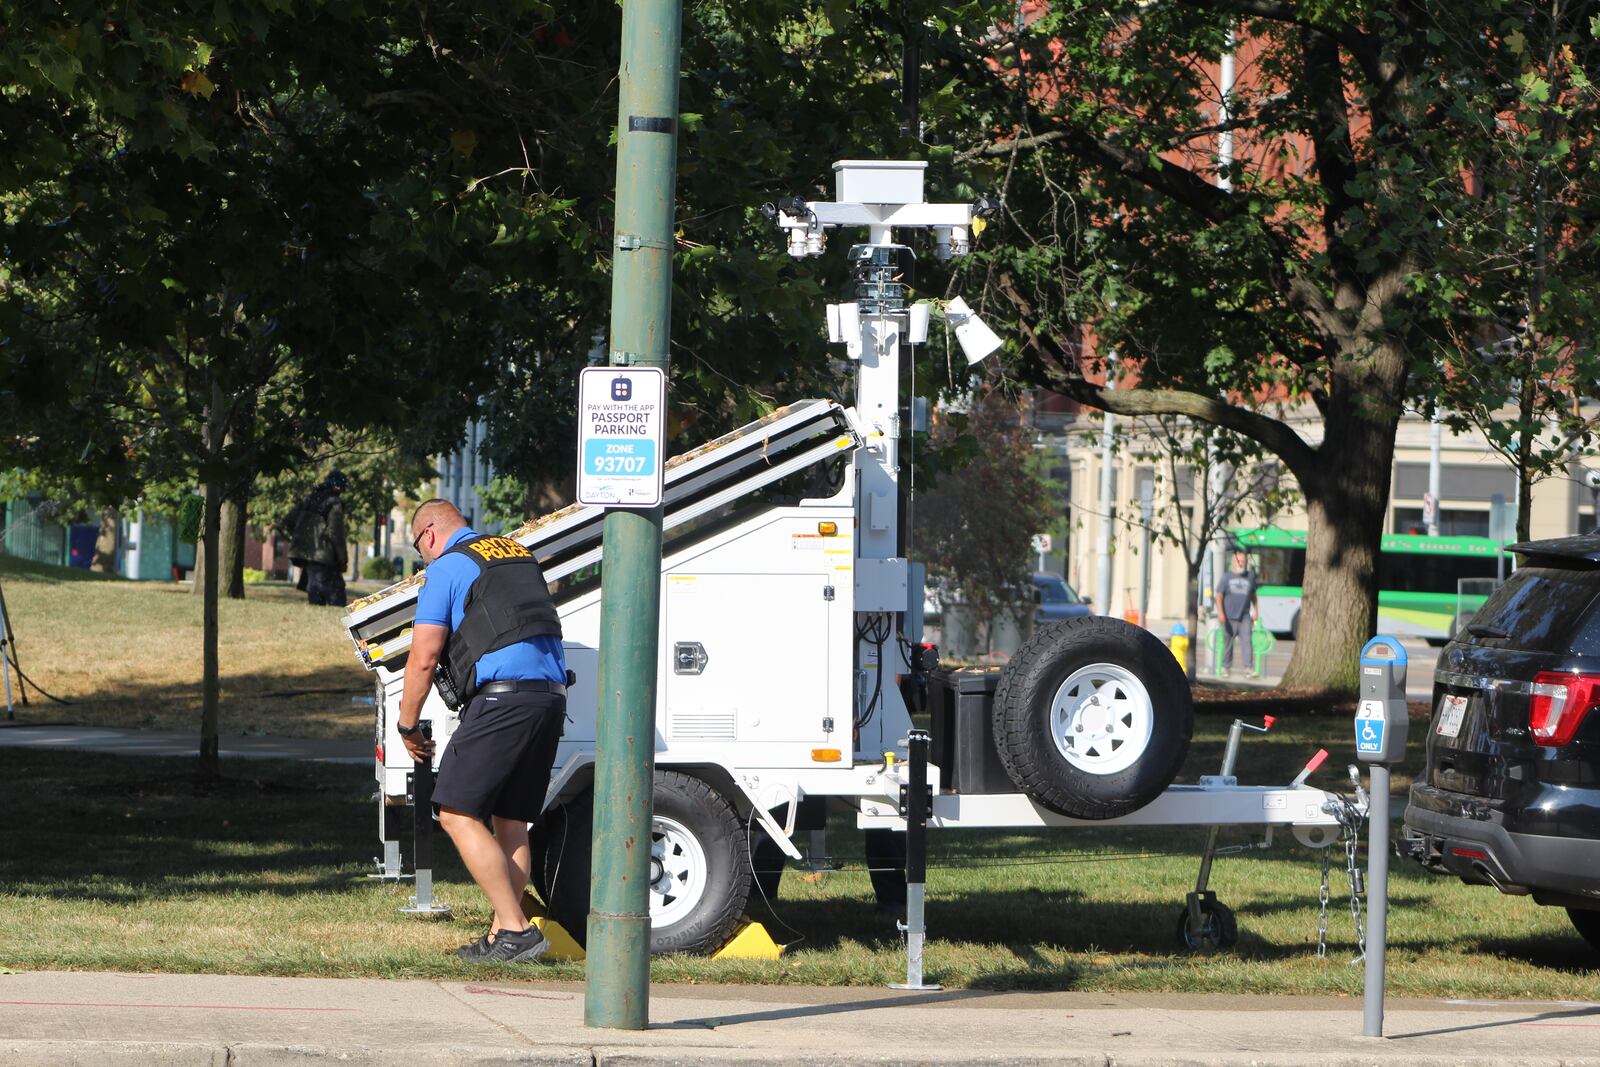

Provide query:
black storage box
left=928, top=667, right=1015, bottom=794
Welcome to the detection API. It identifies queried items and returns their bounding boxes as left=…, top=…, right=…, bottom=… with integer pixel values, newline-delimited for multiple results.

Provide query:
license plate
left=1436, top=693, right=1469, bottom=738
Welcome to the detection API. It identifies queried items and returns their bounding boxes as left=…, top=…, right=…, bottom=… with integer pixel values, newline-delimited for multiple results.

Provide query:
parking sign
left=577, top=366, right=666, bottom=508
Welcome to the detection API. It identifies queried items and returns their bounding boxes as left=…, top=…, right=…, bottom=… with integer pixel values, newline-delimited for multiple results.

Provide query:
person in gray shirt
left=1215, top=548, right=1260, bottom=678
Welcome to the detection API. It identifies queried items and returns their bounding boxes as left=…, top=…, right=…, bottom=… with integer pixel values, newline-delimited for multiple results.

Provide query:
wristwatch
left=396, top=721, right=422, bottom=738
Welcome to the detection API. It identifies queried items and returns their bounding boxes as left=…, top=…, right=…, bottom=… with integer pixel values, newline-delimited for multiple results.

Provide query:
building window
left=1393, top=506, right=1490, bottom=537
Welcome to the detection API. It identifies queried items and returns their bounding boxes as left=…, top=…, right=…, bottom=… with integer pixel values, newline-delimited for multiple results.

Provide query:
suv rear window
left=1467, top=564, right=1600, bottom=652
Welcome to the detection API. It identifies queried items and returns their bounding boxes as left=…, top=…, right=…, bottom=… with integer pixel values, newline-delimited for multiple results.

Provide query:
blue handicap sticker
left=1357, top=717, right=1386, bottom=753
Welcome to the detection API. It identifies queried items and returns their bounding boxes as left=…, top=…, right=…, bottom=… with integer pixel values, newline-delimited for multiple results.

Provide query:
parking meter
left=1356, top=637, right=1409, bottom=762
left=1356, top=635, right=1408, bottom=1039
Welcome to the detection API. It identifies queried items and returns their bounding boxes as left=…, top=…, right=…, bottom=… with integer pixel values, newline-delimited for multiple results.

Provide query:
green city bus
left=1232, top=528, right=1506, bottom=642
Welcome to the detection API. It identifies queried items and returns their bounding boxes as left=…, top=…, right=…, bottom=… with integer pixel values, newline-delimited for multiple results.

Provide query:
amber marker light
left=811, top=748, right=842, bottom=762
left=818, top=521, right=838, bottom=536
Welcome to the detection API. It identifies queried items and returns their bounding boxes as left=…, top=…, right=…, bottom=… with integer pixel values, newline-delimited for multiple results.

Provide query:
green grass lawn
left=0, top=555, right=381, bottom=738
left=4, top=727, right=1596, bottom=996
left=4, top=555, right=1595, bottom=993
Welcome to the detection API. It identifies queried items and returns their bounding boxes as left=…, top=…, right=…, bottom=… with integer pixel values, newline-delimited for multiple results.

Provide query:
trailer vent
left=671, top=711, right=737, bottom=741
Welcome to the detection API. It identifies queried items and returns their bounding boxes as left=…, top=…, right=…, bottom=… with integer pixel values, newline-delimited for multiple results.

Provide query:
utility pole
left=1095, top=360, right=1116, bottom=615
left=585, top=0, right=682, bottom=1031
left=1427, top=414, right=1443, bottom=536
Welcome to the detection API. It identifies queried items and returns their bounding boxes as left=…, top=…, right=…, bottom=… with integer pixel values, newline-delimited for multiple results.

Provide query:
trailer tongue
left=341, top=160, right=1355, bottom=959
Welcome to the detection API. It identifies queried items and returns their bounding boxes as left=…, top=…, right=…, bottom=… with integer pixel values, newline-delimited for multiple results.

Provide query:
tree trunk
left=219, top=492, right=247, bottom=600
left=200, top=474, right=222, bottom=779
left=1184, top=568, right=1202, bottom=683
left=91, top=506, right=119, bottom=574
left=192, top=484, right=210, bottom=597
left=1279, top=366, right=1402, bottom=696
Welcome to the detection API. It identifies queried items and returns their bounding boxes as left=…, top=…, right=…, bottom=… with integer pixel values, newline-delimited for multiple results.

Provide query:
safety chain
left=1317, top=846, right=1331, bottom=958
left=1317, top=792, right=1368, bottom=963
left=1345, top=821, right=1367, bottom=964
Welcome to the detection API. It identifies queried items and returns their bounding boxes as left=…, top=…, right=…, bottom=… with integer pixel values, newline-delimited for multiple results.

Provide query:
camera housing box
left=834, top=160, right=926, bottom=205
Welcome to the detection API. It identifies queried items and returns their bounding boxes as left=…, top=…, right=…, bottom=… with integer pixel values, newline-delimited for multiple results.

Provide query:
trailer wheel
left=993, top=616, right=1193, bottom=819
left=1175, top=898, right=1237, bottom=952
left=539, top=770, right=751, bottom=955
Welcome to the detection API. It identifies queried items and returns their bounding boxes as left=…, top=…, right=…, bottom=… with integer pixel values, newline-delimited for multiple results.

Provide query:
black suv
left=1403, top=534, right=1600, bottom=951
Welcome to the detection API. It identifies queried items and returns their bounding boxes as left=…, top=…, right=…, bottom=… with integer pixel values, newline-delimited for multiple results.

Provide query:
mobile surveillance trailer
left=341, top=160, right=1351, bottom=957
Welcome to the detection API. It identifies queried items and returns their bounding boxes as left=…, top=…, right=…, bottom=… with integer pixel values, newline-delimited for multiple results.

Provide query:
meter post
left=585, top=0, right=682, bottom=1032
left=1355, top=636, right=1409, bottom=1038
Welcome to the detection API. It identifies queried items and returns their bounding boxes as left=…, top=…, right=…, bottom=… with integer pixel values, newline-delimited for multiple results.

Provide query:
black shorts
left=432, top=690, right=565, bottom=823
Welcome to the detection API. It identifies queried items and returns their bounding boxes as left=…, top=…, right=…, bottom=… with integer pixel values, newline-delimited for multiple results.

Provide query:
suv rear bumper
left=1404, top=787, right=1600, bottom=901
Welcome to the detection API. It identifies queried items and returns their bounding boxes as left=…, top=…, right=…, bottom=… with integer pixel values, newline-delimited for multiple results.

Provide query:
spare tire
left=993, top=616, right=1192, bottom=819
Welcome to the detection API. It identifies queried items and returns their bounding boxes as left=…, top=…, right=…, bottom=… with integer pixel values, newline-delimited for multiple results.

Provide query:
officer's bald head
left=410, top=499, right=466, bottom=561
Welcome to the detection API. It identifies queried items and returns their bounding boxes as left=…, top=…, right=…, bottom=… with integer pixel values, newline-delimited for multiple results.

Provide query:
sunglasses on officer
left=411, top=523, right=434, bottom=554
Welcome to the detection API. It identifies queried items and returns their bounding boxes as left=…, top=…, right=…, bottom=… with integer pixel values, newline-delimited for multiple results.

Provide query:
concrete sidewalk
left=0, top=723, right=368, bottom=763
left=2, top=971, right=1597, bottom=1066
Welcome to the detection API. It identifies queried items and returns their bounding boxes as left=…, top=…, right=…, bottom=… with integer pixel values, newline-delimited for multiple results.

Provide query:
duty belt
left=477, top=679, right=567, bottom=698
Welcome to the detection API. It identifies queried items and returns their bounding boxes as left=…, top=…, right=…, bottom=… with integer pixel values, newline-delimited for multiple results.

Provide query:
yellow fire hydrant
left=1169, top=622, right=1190, bottom=667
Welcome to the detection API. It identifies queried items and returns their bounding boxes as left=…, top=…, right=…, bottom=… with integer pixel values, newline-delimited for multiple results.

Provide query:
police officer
left=287, top=470, right=349, bottom=606
left=396, top=499, right=566, bottom=964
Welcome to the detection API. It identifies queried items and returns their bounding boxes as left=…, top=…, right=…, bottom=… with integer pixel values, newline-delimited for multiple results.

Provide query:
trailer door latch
left=673, top=641, right=709, bottom=675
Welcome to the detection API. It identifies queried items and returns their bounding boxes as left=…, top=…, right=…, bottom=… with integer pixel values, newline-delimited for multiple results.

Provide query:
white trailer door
left=663, top=573, right=833, bottom=754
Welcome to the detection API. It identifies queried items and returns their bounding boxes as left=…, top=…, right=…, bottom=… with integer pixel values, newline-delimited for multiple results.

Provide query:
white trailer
left=341, top=160, right=1350, bottom=957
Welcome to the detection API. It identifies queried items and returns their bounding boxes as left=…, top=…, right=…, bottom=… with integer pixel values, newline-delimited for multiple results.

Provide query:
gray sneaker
left=459, top=927, right=551, bottom=965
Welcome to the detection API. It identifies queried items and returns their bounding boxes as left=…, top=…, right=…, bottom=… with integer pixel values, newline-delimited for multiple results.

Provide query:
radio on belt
left=1355, top=636, right=1408, bottom=763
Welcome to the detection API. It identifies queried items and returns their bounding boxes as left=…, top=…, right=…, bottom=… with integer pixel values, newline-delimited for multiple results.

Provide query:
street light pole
left=585, top=0, right=682, bottom=1031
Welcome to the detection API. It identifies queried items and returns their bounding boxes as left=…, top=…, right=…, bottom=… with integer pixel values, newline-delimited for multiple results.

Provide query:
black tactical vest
left=437, top=534, right=562, bottom=703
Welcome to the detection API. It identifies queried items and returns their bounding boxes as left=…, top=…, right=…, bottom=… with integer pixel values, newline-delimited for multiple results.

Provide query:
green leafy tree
left=916, top=0, right=1597, bottom=692
left=1426, top=6, right=1600, bottom=540
left=1129, top=418, right=1296, bottom=681
left=0, top=2, right=534, bottom=774
left=918, top=389, right=1056, bottom=656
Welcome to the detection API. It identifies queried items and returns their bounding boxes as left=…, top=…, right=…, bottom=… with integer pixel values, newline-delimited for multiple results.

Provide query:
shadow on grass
left=1467, top=931, right=1600, bottom=974
left=756, top=890, right=1442, bottom=961
left=2, top=749, right=458, bottom=903
left=10, top=663, right=373, bottom=739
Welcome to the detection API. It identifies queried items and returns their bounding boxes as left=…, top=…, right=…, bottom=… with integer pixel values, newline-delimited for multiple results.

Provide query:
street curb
left=5, top=1039, right=1599, bottom=1067
left=232, top=1044, right=590, bottom=1066
left=0, top=1039, right=226, bottom=1066
left=590, top=1054, right=1600, bottom=1067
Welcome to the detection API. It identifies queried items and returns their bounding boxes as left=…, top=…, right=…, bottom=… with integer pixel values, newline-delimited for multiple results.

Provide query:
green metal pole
left=584, top=0, right=681, bottom=1032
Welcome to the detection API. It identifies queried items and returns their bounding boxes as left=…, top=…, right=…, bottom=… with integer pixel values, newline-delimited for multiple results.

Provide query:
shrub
left=242, top=568, right=268, bottom=584
left=361, top=557, right=395, bottom=580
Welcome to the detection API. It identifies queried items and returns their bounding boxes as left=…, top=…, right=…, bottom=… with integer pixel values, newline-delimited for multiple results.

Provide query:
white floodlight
left=826, top=303, right=863, bottom=359
left=907, top=302, right=931, bottom=345
left=944, top=297, right=1002, bottom=364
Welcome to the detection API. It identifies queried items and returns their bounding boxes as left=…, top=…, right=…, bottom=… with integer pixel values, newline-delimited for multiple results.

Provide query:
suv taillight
left=1528, top=671, right=1600, bottom=746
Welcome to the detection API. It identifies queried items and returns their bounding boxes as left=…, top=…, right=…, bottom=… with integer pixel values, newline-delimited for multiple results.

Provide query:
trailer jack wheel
left=1175, top=893, right=1237, bottom=952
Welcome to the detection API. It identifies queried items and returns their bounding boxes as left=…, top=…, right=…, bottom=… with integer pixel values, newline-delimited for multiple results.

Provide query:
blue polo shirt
left=414, top=527, right=567, bottom=684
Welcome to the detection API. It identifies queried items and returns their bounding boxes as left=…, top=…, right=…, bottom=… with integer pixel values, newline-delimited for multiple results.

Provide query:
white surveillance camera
left=1585, top=469, right=1600, bottom=490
